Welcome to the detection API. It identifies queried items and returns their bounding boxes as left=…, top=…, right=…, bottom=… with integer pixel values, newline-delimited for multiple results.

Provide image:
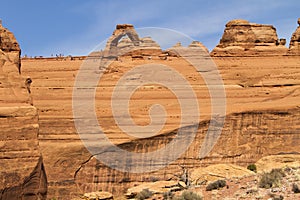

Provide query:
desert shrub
left=135, top=188, right=153, bottom=200
left=259, top=168, right=285, bottom=189
left=269, top=193, right=284, bottom=200
left=173, top=191, right=202, bottom=200
left=247, top=164, right=257, bottom=173
left=273, top=195, right=284, bottom=200
left=149, top=176, right=159, bottom=182
left=292, top=183, right=300, bottom=193
left=163, top=191, right=174, bottom=200
left=206, top=180, right=226, bottom=191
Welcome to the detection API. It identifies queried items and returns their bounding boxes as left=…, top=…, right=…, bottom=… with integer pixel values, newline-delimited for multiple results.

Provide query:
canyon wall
left=20, top=21, right=300, bottom=199
left=0, top=23, right=47, bottom=200
left=0, top=18, right=296, bottom=200
left=74, top=108, right=300, bottom=195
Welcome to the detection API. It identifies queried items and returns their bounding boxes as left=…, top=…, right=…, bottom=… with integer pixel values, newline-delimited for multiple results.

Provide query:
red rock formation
left=74, top=108, right=300, bottom=194
left=288, top=18, right=300, bottom=55
left=0, top=21, right=47, bottom=200
left=211, top=19, right=288, bottom=56
left=0, top=22, right=31, bottom=105
left=0, top=21, right=21, bottom=73
left=103, top=24, right=162, bottom=57
left=19, top=21, right=300, bottom=198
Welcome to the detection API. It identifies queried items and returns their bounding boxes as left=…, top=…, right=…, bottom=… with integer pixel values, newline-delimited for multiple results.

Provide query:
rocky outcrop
left=190, top=164, right=255, bottom=185
left=0, top=21, right=21, bottom=73
left=102, top=24, right=162, bottom=57
left=0, top=22, right=31, bottom=105
left=211, top=19, right=288, bottom=56
left=288, top=18, right=300, bottom=55
left=0, top=21, right=47, bottom=200
left=20, top=21, right=300, bottom=199
left=83, top=191, right=113, bottom=200
left=125, top=181, right=182, bottom=197
left=74, top=108, right=300, bottom=195
left=104, top=24, right=139, bottom=56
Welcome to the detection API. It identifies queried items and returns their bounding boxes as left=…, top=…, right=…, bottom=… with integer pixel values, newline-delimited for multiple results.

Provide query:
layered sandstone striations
left=74, top=108, right=300, bottom=194
left=0, top=22, right=31, bottom=105
left=0, top=20, right=21, bottom=76
left=19, top=21, right=300, bottom=198
left=0, top=22, right=47, bottom=199
left=211, top=19, right=288, bottom=56
left=288, top=18, right=300, bottom=55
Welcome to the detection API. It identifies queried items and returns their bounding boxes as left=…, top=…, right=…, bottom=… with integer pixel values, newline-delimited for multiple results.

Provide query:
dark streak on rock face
left=0, top=157, right=48, bottom=200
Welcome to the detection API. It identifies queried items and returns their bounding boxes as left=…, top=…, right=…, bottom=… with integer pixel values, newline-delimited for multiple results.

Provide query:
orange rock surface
left=1, top=20, right=299, bottom=199
left=0, top=23, right=47, bottom=200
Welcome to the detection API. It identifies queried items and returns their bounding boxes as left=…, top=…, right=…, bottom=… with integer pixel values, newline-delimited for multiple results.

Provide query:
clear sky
left=0, top=0, right=299, bottom=56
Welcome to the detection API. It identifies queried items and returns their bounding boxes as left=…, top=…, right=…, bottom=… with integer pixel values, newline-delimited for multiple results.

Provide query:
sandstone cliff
left=74, top=108, right=300, bottom=194
left=288, top=18, right=300, bottom=55
left=19, top=21, right=300, bottom=199
left=211, top=19, right=288, bottom=56
left=0, top=22, right=47, bottom=200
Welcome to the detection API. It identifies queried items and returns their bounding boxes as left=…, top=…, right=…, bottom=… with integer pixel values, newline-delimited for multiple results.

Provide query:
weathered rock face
left=211, top=19, right=288, bottom=56
left=0, top=23, right=31, bottom=105
left=0, top=22, right=20, bottom=52
left=0, top=22, right=21, bottom=73
left=288, top=18, right=300, bottom=55
left=74, top=108, right=300, bottom=194
left=0, top=22, right=47, bottom=200
left=20, top=21, right=300, bottom=199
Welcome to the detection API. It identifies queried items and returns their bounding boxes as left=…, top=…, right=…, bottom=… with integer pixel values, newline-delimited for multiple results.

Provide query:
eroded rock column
left=0, top=21, right=47, bottom=200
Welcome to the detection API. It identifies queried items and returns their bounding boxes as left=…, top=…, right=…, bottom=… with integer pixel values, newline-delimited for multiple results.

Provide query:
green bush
left=173, top=191, right=202, bottom=200
left=163, top=191, right=174, bottom=200
left=292, top=183, right=300, bottom=193
left=259, top=168, right=285, bottom=189
left=206, top=180, right=226, bottom=191
left=135, top=188, right=153, bottom=200
left=247, top=164, right=257, bottom=173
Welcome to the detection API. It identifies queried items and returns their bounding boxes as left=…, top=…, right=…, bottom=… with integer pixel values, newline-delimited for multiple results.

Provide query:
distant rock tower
left=288, top=18, right=300, bottom=55
left=210, top=19, right=288, bottom=56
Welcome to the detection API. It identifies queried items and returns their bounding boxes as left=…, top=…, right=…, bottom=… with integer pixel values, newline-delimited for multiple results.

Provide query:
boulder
left=125, top=181, right=181, bottom=197
left=83, top=191, right=113, bottom=200
left=190, top=164, right=255, bottom=185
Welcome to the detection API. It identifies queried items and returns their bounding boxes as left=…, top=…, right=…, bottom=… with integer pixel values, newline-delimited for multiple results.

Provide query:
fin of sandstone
left=0, top=20, right=47, bottom=200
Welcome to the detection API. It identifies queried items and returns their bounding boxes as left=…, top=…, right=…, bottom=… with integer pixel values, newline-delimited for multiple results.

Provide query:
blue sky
left=0, top=0, right=299, bottom=56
